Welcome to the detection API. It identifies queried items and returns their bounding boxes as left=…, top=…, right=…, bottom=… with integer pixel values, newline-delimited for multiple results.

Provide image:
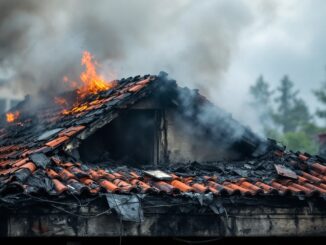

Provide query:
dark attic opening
left=79, top=109, right=159, bottom=166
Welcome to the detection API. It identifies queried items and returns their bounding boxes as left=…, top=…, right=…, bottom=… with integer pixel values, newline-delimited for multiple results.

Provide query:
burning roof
left=0, top=70, right=325, bottom=209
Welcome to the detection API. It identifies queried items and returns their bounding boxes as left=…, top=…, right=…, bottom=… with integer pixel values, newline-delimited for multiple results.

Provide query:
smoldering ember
left=0, top=49, right=325, bottom=239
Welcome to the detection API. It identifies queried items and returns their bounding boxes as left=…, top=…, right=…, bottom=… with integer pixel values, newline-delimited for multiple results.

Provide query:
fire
left=77, top=51, right=116, bottom=99
left=57, top=51, right=117, bottom=115
left=6, top=111, right=20, bottom=123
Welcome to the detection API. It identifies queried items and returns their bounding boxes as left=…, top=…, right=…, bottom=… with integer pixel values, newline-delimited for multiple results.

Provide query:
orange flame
left=6, top=111, right=20, bottom=123
left=77, top=51, right=116, bottom=99
left=58, top=51, right=117, bottom=115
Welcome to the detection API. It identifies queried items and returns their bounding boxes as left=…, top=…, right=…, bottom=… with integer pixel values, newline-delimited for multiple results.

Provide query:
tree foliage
left=314, top=74, right=326, bottom=119
left=273, top=75, right=311, bottom=133
left=249, top=74, right=319, bottom=154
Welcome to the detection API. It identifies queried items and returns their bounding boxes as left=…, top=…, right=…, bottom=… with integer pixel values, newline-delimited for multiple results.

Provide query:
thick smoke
left=0, top=0, right=281, bottom=142
left=0, top=0, right=275, bottom=97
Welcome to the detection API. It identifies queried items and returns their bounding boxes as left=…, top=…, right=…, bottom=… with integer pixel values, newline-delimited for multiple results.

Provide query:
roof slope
left=0, top=73, right=325, bottom=205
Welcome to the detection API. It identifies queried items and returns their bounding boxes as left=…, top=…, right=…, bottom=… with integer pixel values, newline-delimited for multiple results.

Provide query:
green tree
left=273, top=75, right=311, bottom=133
left=249, top=75, right=274, bottom=134
left=314, top=70, right=326, bottom=119
left=249, top=75, right=274, bottom=105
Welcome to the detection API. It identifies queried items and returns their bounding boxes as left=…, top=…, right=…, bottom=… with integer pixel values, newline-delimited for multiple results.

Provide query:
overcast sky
left=0, top=0, right=325, bottom=132
left=217, top=0, right=326, bottom=128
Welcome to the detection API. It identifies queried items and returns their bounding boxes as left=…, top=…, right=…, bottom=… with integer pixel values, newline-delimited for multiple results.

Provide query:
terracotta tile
left=89, top=169, right=101, bottom=180
left=152, top=181, right=177, bottom=194
left=239, top=181, right=263, bottom=194
left=298, top=154, right=309, bottom=161
left=45, top=136, right=69, bottom=148
left=171, top=180, right=193, bottom=192
left=255, top=182, right=275, bottom=193
left=99, top=179, right=119, bottom=192
left=0, top=145, right=13, bottom=153
left=303, top=182, right=326, bottom=193
left=128, top=83, right=146, bottom=93
left=130, top=179, right=154, bottom=193
left=0, top=168, right=12, bottom=176
left=112, top=172, right=124, bottom=179
left=285, top=184, right=303, bottom=194
left=80, top=178, right=94, bottom=185
left=309, top=170, right=326, bottom=182
left=318, top=183, right=326, bottom=191
left=271, top=181, right=289, bottom=194
left=311, top=163, right=326, bottom=174
left=208, top=186, right=219, bottom=194
left=21, top=146, right=50, bottom=157
left=191, top=183, right=208, bottom=193
left=59, top=168, right=75, bottom=180
left=58, top=126, right=85, bottom=137
left=224, top=182, right=251, bottom=195
left=52, top=179, right=68, bottom=194
left=46, top=168, right=60, bottom=179
left=207, top=181, right=234, bottom=194
left=11, top=158, right=29, bottom=168
left=60, top=162, right=74, bottom=168
left=136, top=78, right=150, bottom=85
left=97, top=169, right=115, bottom=180
left=20, top=162, right=36, bottom=173
left=0, top=160, right=14, bottom=168
left=301, top=171, right=322, bottom=183
left=297, top=176, right=308, bottom=183
left=289, top=183, right=312, bottom=194
left=130, top=171, right=140, bottom=179
left=203, top=176, right=217, bottom=181
left=113, top=179, right=136, bottom=192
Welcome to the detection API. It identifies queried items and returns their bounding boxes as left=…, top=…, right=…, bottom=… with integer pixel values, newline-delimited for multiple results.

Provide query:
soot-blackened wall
left=79, top=109, right=157, bottom=165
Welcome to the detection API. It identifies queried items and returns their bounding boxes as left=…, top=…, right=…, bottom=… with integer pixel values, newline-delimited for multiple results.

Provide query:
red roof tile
left=45, top=136, right=69, bottom=148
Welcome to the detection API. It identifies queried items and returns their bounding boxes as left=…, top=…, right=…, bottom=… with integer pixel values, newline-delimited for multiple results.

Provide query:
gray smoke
left=0, top=0, right=277, bottom=98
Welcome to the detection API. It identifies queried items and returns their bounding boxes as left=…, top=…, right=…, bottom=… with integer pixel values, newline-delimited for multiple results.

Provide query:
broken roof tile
left=274, top=164, right=298, bottom=179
